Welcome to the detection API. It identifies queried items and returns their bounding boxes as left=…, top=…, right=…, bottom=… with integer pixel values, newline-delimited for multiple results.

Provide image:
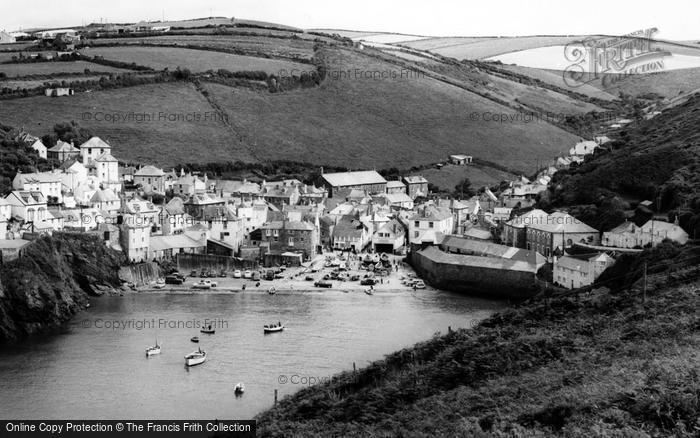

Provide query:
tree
left=454, top=178, right=475, bottom=199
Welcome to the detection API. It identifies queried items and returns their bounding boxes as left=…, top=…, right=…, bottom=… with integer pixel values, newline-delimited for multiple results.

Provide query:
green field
left=420, top=164, right=516, bottom=191
left=80, top=46, right=313, bottom=74
left=400, top=35, right=586, bottom=59
left=0, top=61, right=133, bottom=77
left=0, top=82, right=255, bottom=164
left=85, top=34, right=317, bottom=60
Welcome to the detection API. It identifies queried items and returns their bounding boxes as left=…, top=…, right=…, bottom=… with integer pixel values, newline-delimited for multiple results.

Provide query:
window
left=414, top=231, right=419, bottom=238
left=266, top=229, right=271, bottom=236
left=288, top=237, right=294, bottom=246
left=414, top=221, right=419, bottom=227
left=429, top=222, right=434, bottom=228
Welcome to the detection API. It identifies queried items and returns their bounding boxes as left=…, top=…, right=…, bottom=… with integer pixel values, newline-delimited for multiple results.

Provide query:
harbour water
left=0, top=289, right=505, bottom=420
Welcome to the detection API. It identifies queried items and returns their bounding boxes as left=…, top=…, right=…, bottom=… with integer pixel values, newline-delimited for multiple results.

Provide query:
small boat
left=200, top=325, right=215, bottom=334
left=190, top=336, right=199, bottom=343
left=268, top=287, right=276, bottom=295
left=365, top=289, right=374, bottom=296
left=263, top=324, right=284, bottom=334
left=146, top=340, right=161, bottom=356
left=185, top=348, right=206, bottom=366
left=234, top=382, right=245, bottom=394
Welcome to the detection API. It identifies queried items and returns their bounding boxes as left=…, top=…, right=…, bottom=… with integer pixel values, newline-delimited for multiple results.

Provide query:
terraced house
left=321, top=171, right=387, bottom=198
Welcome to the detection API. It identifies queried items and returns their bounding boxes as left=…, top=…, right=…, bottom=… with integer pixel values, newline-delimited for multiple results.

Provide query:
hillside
left=255, top=242, right=700, bottom=437
left=0, top=234, right=125, bottom=341
left=543, top=92, right=700, bottom=235
left=0, top=31, right=606, bottom=172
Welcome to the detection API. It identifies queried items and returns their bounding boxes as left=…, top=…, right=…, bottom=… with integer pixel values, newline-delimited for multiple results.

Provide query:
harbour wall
left=411, top=248, right=539, bottom=300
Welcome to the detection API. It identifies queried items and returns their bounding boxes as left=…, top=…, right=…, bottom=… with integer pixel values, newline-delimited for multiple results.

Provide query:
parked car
left=265, top=270, right=275, bottom=281
left=165, top=275, right=184, bottom=285
left=252, top=271, right=261, bottom=281
left=349, top=274, right=360, bottom=281
left=314, top=280, right=333, bottom=288
left=413, top=280, right=426, bottom=289
left=360, top=278, right=376, bottom=286
left=233, top=270, right=242, bottom=278
left=305, top=275, right=315, bottom=281
left=243, top=270, right=252, bottom=279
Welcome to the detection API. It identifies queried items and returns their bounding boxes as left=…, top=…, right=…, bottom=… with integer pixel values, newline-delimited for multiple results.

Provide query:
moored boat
left=185, top=348, right=206, bottom=366
left=152, top=278, right=166, bottom=289
left=234, top=382, right=245, bottom=394
left=146, top=340, right=161, bottom=356
left=190, top=336, right=199, bottom=343
left=263, top=324, right=284, bottom=333
left=268, top=287, right=276, bottom=295
left=365, top=289, right=374, bottom=296
left=200, top=325, right=215, bottom=334
left=192, top=281, right=211, bottom=290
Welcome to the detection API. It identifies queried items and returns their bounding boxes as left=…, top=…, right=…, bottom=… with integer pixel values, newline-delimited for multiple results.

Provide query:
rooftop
left=322, top=171, right=386, bottom=187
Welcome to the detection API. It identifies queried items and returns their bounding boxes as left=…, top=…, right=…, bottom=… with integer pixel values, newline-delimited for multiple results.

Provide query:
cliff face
left=0, top=233, right=125, bottom=342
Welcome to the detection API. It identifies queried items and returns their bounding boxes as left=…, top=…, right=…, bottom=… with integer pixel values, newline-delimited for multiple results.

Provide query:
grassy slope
left=421, top=163, right=516, bottom=191
left=0, top=82, right=255, bottom=165
left=401, top=36, right=585, bottom=59
left=201, top=46, right=579, bottom=171
left=255, top=257, right=700, bottom=437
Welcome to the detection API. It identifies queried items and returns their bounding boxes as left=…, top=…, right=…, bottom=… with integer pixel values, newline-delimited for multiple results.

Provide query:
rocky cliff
left=0, top=233, right=125, bottom=342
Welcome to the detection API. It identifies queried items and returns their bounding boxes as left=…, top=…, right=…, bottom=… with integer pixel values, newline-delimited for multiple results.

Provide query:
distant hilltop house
left=133, top=22, right=171, bottom=33
left=45, top=87, right=74, bottom=97
left=449, top=154, right=473, bottom=165
left=0, top=30, right=16, bottom=44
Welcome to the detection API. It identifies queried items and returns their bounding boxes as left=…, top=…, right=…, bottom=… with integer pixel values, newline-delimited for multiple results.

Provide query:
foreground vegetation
left=254, top=243, right=700, bottom=437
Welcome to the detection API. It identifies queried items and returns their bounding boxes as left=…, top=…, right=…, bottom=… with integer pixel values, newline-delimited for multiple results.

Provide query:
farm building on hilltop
left=449, top=154, right=473, bottom=165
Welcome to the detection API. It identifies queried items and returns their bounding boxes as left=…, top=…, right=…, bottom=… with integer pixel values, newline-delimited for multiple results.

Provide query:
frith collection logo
left=562, top=28, right=671, bottom=89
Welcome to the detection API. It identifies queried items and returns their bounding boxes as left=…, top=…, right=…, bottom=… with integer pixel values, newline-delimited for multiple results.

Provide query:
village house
left=384, top=192, right=414, bottom=209
left=385, top=180, right=407, bottom=195
left=173, top=171, right=207, bottom=197
left=408, top=205, right=454, bottom=246
left=298, top=184, right=327, bottom=204
left=47, top=140, right=80, bottom=162
left=639, top=219, right=689, bottom=246
left=236, top=201, right=268, bottom=240
left=149, top=234, right=206, bottom=261
left=525, top=211, right=599, bottom=258
left=89, top=188, right=120, bottom=213
left=463, top=225, right=493, bottom=241
left=262, top=182, right=300, bottom=208
left=193, top=205, right=244, bottom=251
left=160, top=197, right=189, bottom=236
left=554, top=253, right=615, bottom=289
left=372, top=218, right=405, bottom=253
left=449, top=154, right=473, bottom=165
left=120, top=221, right=151, bottom=263
left=4, top=191, right=48, bottom=226
left=19, top=133, right=47, bottom=159
left=134, top=165, right=166, bottom=193
left=260, top=220, right=318, bottom=261
left=216, top=179, right=262, bottom=200
left=402, top=175, right=429, bottom=199
left=332, top=215, right=371, bottom=252
left=184, top=192, right=226, bottom=217
left=120, top=197, right=161, bottom=233
left=12, top=171, right=63, bottom=204
left=80, top=137, right=111, bottom=165
left=322, top=170, right=387, bottom=198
